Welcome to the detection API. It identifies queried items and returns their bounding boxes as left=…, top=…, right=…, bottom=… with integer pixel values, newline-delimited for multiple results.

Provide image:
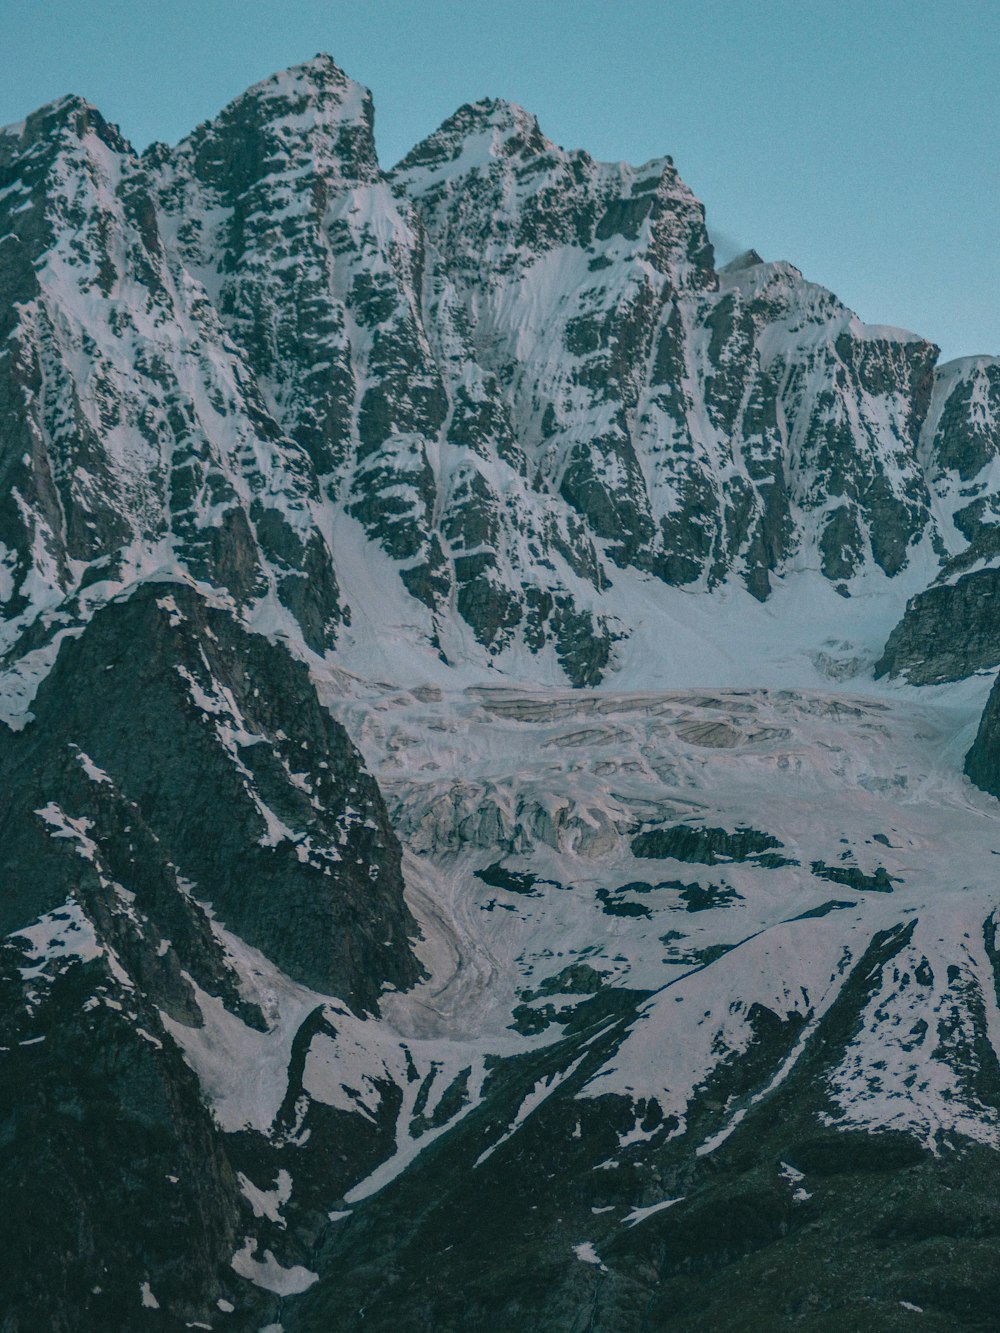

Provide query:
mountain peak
left=393, top=96, right=551, bottom=175
left=720, top=247, right=765, bottom=272
left=241, top=50, right=365, bottom=110
left=170, top=51, right=380, bottom=191
left=459, top=96, right=542, bottom=134
left=30, top=91, right=94, bottom=121
left=2, top=92, right=132, bottom=159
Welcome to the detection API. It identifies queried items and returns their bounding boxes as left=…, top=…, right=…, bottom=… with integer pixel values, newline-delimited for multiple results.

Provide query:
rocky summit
left=3, top=53, right=1000, bottom=1332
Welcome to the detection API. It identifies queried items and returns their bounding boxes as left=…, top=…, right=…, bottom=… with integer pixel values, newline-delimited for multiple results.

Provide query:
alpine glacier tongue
left=3, top=52, right=1000, bottom=1333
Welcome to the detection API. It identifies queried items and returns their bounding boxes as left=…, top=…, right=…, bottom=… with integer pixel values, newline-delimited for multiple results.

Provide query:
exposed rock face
left=877, top=567, right=1000, bottom=684
left=2, top=54, right=998, bottom=693
left=0, top=581, right=418, bottom=1002
left=393, top=105, right=945, bottom=610
left=965, top=673, right=1000, bottom=796
left=0, top=88, right=345, bottom=667
left=0, top=933, right=259, bottom=1333
left=875, top=357, right=1000, bottom=682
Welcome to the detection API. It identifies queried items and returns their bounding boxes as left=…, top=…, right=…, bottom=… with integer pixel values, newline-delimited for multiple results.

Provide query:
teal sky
left=1, top=0, right=997, bottom=362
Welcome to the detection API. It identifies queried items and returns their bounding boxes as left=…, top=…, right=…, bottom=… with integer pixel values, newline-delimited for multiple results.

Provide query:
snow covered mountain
left=4, top=53, right=1000, bottom=1331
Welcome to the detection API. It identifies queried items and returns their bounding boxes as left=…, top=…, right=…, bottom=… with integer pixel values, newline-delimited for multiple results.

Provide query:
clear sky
left=1, top=0, right=997, bottom=362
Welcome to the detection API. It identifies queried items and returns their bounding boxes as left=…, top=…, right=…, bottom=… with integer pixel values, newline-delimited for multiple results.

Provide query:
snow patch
left=230, top=1238, right=317, bottom=1295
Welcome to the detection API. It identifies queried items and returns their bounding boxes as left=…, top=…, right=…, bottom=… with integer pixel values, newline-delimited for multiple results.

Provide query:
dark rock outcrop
left=965, top=673, right=1000, bottom=796
left=876, top=568, right=1000, bottom=684
left=0, top=581, right=419, bottom=1004
left=0, top=580, right=421, bottom=1330
left=631, top=822, right=792, bottom=866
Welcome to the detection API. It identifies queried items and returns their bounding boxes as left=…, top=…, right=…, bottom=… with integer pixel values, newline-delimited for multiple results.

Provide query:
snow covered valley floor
left=265, top=666, right=1000, bottom=1330
left=321, top=668, right=1000, bottom=1151
left=10, top=580, right=1000, bottom=1330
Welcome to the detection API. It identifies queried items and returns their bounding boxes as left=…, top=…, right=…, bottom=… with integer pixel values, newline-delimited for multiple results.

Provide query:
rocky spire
left=166, top=52, right=380, bottom=204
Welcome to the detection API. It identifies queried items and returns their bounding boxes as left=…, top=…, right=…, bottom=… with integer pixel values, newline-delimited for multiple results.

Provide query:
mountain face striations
left=4, top=53, right=1000, bottom=1332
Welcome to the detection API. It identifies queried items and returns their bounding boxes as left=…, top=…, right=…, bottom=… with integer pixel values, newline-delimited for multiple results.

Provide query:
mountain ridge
left=3, top=53, right=1000, bottom=701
